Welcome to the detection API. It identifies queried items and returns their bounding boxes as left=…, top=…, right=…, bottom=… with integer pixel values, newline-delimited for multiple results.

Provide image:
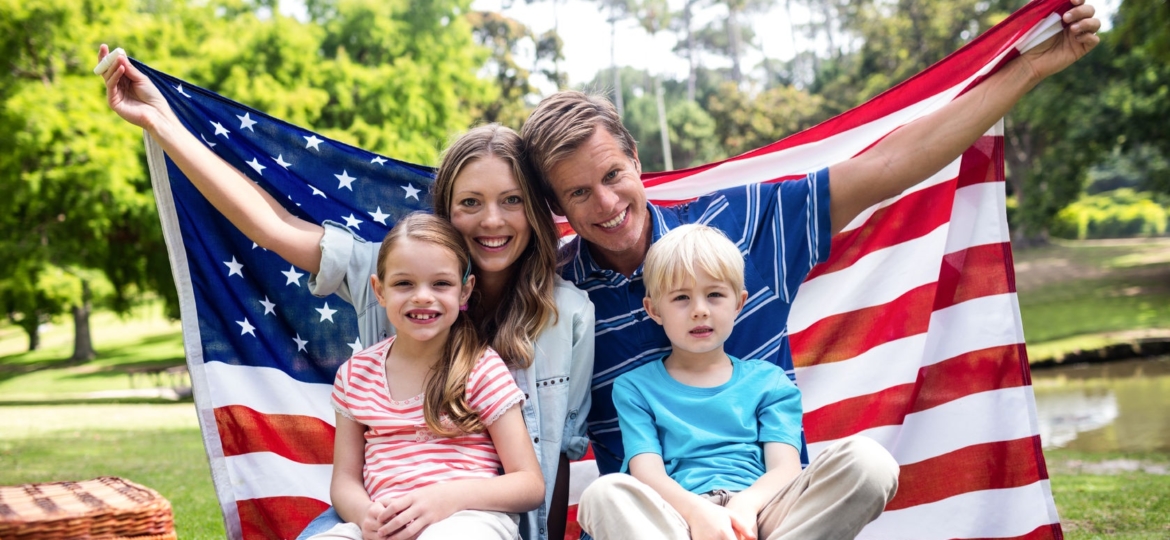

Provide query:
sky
left=279, top=0, right=1119, bottom=93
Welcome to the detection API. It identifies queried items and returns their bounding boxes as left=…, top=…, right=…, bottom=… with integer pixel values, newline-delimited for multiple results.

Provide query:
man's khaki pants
left=578, top=436, right=899, bottom=540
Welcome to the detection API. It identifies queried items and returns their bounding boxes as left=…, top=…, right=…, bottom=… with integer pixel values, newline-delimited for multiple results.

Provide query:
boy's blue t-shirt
left=612, top=355, right=803, bottom=495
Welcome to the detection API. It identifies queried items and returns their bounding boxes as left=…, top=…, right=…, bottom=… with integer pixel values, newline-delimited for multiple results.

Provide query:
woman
left=99, top=45, right=594, bottom=540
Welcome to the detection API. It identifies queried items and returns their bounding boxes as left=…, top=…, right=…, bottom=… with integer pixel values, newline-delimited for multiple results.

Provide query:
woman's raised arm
left=99, top=44, right=324, bottom=273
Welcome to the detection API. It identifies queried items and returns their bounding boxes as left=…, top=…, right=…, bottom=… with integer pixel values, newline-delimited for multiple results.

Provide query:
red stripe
left=935, top=242, right=1015, bottom=310
left=964, top=524, right=1063, bottom=540
left=803, top=344, right=1028, bottom=443
left=807, top=181, right=955, bottom=281
left=886, top=436, right=1048, bottom=511
left=957, top=135, right=1004, bottom=188
left=215, top=405, right=334, bottom=464
left=237, top=496, right=329, bottom=540
left=792, top=283, right=936, bottom=368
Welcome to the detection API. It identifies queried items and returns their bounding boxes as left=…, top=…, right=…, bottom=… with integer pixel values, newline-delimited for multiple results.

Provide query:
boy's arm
left=628, top=453, right=746, bottom=540
left=725, top=443, right=802, bottom=532
left=827, top=0, right=1100, bottom=234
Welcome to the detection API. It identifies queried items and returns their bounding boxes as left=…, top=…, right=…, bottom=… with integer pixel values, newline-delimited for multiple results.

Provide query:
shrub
left=1050, top=189, right=1169, bottom=239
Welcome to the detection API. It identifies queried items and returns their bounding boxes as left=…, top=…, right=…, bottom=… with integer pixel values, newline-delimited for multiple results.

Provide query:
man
left=520, top=0, right=1100, bottom=477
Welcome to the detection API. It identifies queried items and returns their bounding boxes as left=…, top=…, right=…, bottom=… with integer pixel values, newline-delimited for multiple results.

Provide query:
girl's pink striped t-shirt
left=331, top=336, right=524, bottom=501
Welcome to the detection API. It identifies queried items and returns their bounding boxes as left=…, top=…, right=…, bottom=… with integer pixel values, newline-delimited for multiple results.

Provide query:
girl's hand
left=98, top=44, right=175, bottom=132
left=376, top=483, right=462, bottom=540
left=360, top=500, right=388, bottom=540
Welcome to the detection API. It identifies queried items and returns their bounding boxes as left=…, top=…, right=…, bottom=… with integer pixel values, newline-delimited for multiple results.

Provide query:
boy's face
left=644, top=268, right=748, bottom=359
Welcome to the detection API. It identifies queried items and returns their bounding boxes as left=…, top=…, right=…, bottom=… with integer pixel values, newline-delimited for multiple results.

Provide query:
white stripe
left=789, top=226, right=948, bottom=334
left=859, top=482, right=1058, bottom=540
left=922, top=293, right=1023, bottom=367
left=943, top=182, right=1010, bottom=254
left=795, top=334, right=928, bottom=413
left=225, top=452, right=332, bottom=502
left=567, top=460, right=600, bottom=506
left=807, top=386, right=1038, bottom=466
left=205, top=362, right=335, bottom=424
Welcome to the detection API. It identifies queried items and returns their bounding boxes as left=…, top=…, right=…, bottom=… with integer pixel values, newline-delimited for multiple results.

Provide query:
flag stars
left=237, top=112, right=257, bottom=131
left=348, top=337, right=363, bottom=354
left=211, top=121, right=230, bottom=138
left=273, top=154, right=291, bottom=169
left=293, top=334, right=309, bottom=352
left=310, top=186, right=327, bottom=199
left=259, top=296, right=276, bottom=316
left=224, top=257, right=244, bottom=278
left=237, top=318, right=256, bottom=337
left=369, top=207, right=390, bottom=225
left=282, top=265, right=305, bottom=286
left=335, top=170, right=357, bottom=191
left=175, top=84, right=192, bottom=98
left=402, top=183, right=421, bottom=200
left=371, top=156, right=387, bottom=165
left=304, top=135, right=323, bottom=151
left=316, top=302, right=338, bottom=323
left=343, top=214, right=363, bottom=230
left=200, top=134, right=217, bottom=148
left=246, top=157, right=266, bottom=175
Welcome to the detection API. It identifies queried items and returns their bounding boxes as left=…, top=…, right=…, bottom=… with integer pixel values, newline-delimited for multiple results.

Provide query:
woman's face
left=448, top=156, right=533, bottom=279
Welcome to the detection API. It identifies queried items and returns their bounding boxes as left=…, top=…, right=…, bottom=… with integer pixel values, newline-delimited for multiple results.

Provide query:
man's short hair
left=521, top=91, right=638, bottom=201
left=643, top=224, right=746, bottom=302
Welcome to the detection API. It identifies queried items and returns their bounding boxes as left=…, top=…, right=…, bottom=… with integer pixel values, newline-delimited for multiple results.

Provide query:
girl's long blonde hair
left=376, top=213, right=488, bottom=437
left=432, top=124, right=559, bottom=370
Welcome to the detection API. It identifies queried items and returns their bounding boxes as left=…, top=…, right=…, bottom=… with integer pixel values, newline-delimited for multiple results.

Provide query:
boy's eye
left=708, top=292, right=725, bottom=298
left=393, top=281, right=412, bottom=287
left=672, top=294, right=689, bottom=302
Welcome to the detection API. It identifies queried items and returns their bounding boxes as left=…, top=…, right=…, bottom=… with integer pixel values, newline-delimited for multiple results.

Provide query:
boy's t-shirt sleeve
left=466, top=349, right=525, bottom=426
left=331, top=359, right=356, bottom=421
left=613, top=372, right=662, bottom=472
left=757, top=365, right=804, bottom=450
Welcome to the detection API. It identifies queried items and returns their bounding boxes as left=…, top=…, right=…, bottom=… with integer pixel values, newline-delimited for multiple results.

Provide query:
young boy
left=578, top=224, right=900, bottom=540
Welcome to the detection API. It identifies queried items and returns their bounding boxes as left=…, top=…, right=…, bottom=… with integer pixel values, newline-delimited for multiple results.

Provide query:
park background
left=0, top=0, right=1167, bottom=537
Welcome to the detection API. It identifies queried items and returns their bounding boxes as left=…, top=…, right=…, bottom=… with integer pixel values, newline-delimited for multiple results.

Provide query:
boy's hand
left=724, top=496, right=760, bottom=540
left=683, top=500, right=741, bottom=540
left=377, top=483, right=462, bottom=540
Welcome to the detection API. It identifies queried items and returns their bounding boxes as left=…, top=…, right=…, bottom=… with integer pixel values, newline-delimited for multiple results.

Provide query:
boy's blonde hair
left=643, top=224, right=746, bottom=301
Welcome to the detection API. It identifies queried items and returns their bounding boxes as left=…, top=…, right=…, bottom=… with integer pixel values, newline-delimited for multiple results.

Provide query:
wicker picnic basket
left=0, top=477, right=176, bottom=540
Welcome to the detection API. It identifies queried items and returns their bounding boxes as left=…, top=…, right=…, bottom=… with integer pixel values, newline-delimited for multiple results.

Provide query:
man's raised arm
left=828, top=0, right=1100, bottom=234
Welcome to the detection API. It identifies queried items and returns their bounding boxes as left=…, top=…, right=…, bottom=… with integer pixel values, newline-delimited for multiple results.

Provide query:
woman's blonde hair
left=431, top=124, right=559, bottom=370
left=376, top=213, right=488, bottom=437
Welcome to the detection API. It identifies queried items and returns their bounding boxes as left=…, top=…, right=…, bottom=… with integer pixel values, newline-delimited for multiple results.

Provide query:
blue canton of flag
left=135, top=59, right=433, bottom=539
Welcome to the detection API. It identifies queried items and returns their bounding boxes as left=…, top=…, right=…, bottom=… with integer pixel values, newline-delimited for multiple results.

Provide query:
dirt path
left=1012, top=237, right=1170, bottom=293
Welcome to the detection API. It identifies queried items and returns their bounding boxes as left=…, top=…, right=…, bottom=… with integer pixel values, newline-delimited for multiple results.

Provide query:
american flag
left=143, top=0, right=1071, bottom=538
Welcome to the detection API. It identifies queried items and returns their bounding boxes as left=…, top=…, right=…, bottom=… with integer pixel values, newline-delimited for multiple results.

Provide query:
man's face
left=546, top=128, right=650, bottom=271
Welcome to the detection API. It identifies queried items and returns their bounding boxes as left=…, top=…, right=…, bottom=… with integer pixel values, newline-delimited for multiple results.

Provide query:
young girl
left=313, top=213, right=544, bottom=540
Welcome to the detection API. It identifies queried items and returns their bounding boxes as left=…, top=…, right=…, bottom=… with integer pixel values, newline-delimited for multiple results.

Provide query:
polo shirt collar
left=566, top=202, right=679, bottom=280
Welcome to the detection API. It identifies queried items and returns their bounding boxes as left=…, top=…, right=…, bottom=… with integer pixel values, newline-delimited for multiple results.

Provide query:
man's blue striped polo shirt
left=561, top=168, right=833, bottom=475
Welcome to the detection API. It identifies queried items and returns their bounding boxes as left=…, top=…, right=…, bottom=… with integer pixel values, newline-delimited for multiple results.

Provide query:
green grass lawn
left=1015, top=238, right=1170, bottom=361
left=1046, top=449, right=1170, bottom=539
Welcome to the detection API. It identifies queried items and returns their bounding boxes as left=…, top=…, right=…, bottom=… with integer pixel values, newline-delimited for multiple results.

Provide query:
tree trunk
left=685, top=1, right=697, bottom=102
left=610, top=11, right=624, bottom=117
left=728, top=9, right=743, bottom=83
left=70, top=279, right=96, bottom=363
left=17, top=314, right=40, bottom=352
left=656, top=76, right=673, bottom=170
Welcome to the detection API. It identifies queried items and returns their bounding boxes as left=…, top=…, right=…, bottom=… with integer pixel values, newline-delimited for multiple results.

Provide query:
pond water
left=1032, top=356, right=1170, bottom=452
